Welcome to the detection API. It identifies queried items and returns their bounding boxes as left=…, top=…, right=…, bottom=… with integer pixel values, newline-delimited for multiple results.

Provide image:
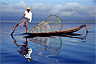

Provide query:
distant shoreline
left=0, top=20, right=95, bottom=23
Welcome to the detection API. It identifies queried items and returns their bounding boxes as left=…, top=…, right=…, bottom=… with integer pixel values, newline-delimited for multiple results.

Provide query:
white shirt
left=24, top=48, right=32, bottom=59
left=24, top=11, right=32, bottom=22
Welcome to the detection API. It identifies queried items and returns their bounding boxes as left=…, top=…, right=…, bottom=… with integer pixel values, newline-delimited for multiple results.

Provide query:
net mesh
left=29, top=15, right=62, bottom=33
left=29, top=37, right=62, bottom=53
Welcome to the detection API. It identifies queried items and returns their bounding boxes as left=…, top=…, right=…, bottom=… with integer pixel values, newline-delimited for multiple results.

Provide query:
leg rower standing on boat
left=11, top=7, right=32, bottom=35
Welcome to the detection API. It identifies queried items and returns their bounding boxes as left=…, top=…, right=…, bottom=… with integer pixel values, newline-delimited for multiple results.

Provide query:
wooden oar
left=10, top=14, right=25, bottom=35
left=10, top=24, right=19, bottom=35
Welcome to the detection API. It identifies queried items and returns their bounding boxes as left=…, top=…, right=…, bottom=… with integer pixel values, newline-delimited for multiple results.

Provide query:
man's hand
left=29, top=22, right=31, bottom=24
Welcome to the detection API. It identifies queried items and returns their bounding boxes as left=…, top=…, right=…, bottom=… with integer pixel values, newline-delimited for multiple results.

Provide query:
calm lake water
left=0, top=21, right=96, bottom=64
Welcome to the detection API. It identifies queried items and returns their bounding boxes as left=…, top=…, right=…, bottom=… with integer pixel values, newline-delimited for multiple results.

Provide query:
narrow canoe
left=25, top=24, right=88, bottom=36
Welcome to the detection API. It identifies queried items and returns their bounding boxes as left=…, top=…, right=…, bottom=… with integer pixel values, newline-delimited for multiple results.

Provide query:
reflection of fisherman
left=24, top=48, right=32, bottom=61
left=17, top=45, right=32, bottom=61
left=11, top=35, right=32, bottom=61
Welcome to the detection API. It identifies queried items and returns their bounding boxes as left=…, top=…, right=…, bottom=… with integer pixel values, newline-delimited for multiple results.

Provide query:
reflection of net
left=29, top=15, right=62, bottom=33
left=29, top=37, right=62, bottom=53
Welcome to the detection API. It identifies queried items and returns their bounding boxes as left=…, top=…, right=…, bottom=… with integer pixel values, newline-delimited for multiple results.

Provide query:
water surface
left=0, top=22, right=96, bottom=64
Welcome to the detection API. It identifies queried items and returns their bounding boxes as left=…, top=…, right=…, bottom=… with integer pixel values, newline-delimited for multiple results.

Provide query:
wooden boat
left=25, top=24, right=88, bottom=37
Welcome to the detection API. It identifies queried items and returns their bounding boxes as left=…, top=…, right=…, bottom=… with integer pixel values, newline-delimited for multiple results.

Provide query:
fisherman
left=11, top=7, right=32, bottom=34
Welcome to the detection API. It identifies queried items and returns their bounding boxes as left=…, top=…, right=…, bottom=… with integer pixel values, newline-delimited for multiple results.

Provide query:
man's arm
left=29, top=13, right=32, bottom=24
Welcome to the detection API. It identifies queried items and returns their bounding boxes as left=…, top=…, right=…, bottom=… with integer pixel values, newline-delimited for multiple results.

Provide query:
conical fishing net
left=29, top=15, right=62, bottom=33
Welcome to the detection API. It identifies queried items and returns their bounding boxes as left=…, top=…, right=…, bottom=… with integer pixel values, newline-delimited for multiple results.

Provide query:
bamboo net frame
left=29, top=15, right=63, bottom=33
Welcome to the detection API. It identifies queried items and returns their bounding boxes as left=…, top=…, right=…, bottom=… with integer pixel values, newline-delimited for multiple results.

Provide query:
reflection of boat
left=25, top=24, right=88, bottom=37
left=28, top=32, right=87, bottom=54
left=25, top=32, right=88, bottom=40
left=29, top=37, right=62, bottom=54
left=60, top=32, right=88, bottom=40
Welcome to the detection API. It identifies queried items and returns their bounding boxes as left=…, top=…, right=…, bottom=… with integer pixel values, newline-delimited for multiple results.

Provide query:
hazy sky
left=0, top=0, right=95, bottom=21
left=1, top=0, right=94, bottom=5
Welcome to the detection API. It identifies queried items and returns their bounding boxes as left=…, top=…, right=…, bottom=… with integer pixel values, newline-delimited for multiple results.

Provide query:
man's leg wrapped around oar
left=10, top=17, right=28, bottom=35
